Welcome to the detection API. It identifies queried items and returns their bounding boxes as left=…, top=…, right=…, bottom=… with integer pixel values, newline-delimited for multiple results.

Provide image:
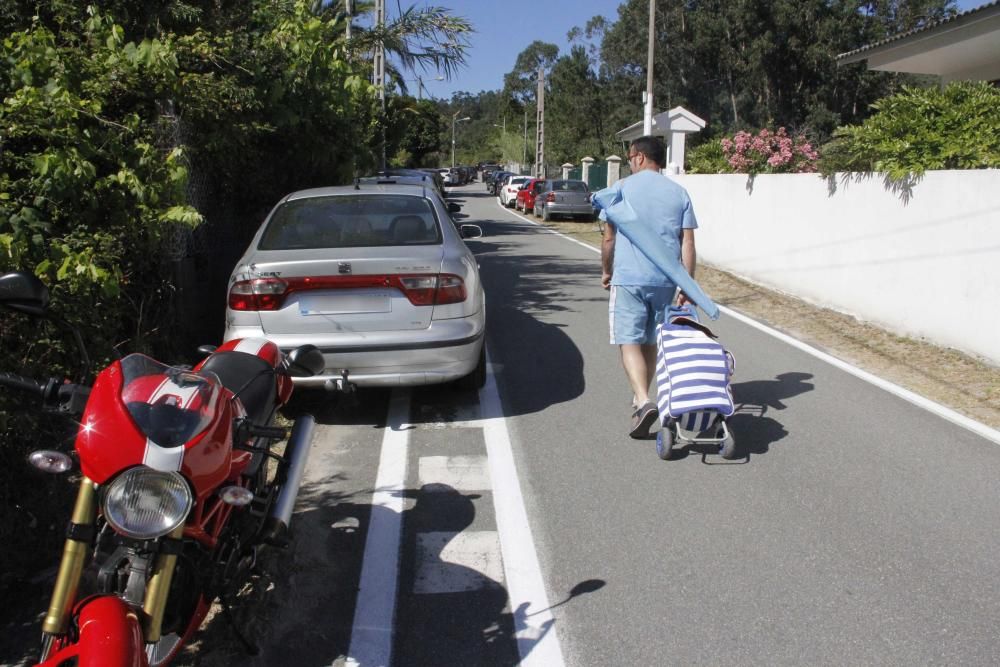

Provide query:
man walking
left=597, top=135, right=698, bottom=438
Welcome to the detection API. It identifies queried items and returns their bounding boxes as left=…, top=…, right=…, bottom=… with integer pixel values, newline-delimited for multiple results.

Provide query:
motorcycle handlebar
left=0, top=373, right=90, bottom=414
left=0, top=372, right=47, bottom=397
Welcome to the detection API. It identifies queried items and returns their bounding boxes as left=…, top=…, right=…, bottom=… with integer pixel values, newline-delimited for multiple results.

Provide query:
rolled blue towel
left=593, top=188, right=720, bottom=320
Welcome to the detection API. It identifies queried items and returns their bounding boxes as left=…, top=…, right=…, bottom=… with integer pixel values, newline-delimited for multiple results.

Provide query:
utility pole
left=345, top=0, right=353, bottom=40
left=451, top=112, right=470, bottom=167
left=374, top=0, right=386, bottom=169
left=522, top=108, right=528, bottom=169
left=534, top=67, right=545, bottom=178
left=643, top=0, right=655, bottom=136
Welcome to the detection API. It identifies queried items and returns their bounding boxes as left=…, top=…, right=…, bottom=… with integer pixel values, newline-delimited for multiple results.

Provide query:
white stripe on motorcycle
left=141, top=375, right=201, bottom=472
left=143, top=440, right=185, bottom=472
left=234, top=337, right=269, bottom=355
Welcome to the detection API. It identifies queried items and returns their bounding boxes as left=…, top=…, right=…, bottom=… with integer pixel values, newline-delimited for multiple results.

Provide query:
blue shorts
left=609, top=285, right=677, bottom=344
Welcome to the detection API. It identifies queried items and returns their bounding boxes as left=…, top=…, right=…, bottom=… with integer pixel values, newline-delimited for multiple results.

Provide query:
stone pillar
left=667, top=132, right=686, bottom=174
left=606, top=155, right=622, bottom=186
left=561, top=163, right=574, bottom=179
left=581, top=156, right=595, bottom=183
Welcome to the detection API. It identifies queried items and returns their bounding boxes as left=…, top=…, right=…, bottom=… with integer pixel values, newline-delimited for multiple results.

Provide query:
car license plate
left=298, top=292, right=391, bottom=315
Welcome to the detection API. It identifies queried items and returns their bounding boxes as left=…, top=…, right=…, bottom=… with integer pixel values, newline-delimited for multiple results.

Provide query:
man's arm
left=681, top=228, right=696, bottom=277
left=601, top=221, right=616, bottom=290
left=677, top=228, right=697, bottom=305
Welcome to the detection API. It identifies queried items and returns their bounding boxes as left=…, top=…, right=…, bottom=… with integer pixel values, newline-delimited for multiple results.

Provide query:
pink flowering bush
left=720, top=128, right=819, bottom=175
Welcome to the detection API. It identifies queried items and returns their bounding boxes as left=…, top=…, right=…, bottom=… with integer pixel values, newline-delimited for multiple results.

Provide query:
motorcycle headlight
left=102, top=467, right=193, bottom=539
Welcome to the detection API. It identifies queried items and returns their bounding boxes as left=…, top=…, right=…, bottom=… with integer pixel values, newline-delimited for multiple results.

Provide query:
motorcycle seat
left=199, top=351, right=277, bottom=426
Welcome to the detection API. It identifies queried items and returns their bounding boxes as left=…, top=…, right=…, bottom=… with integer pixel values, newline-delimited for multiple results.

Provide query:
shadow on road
left=394, top=484, right=604, bottom=666
left=728, top=371, right=814, bottom=458
left=476, top=235, right=600, bottom=417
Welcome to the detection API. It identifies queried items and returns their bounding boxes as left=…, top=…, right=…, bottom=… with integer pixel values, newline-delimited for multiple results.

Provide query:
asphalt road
left=250, top=186, right=1000, bottom=666
left=6, top=183, right=1000, bottom=667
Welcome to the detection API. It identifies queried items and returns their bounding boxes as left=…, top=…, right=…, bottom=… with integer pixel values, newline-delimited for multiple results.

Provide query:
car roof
left=283, top=182, right=438, bottom=201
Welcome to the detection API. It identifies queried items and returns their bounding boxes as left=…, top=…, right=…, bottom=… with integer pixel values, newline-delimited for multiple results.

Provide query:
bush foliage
left=0, top=0, right=377, bottom=587
left=819, top=82, right=1000, bottom=181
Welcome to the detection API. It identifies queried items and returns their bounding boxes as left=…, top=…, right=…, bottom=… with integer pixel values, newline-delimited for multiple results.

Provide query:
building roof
left=615, top=106, right=707, bottom=142
left=836, top=2, right=1000, bottom=82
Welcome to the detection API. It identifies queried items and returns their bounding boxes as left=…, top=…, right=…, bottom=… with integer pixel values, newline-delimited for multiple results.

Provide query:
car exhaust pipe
left=263, top=414, right=315, bottom=546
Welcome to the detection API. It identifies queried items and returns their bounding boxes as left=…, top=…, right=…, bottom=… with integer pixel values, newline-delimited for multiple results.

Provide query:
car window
left=258, top=195, right=441, bottom=250
left=550, top=180, right=588, bottom=192
left=510, top=177, right=528, bottom=186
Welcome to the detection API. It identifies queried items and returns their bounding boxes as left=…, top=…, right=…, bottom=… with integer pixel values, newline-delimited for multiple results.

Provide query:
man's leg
left=620, top=344, right=654, bottom=404
left=621, top=343, right=659, bottom=438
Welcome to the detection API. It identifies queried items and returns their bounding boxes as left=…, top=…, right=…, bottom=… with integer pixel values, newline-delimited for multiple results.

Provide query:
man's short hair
left=630, top=135, right=665, bottom=168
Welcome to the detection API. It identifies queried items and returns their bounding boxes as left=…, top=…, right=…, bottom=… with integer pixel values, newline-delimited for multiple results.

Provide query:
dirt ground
left=538, top=217, right=1000, bottom=431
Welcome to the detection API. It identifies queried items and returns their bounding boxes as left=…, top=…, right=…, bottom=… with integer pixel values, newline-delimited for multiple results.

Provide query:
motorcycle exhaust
left=263, top=414, right=316, bottom=547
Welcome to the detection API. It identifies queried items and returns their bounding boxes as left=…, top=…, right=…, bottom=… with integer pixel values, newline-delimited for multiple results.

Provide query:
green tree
left=503, top=41, right=559, bottom=107
left=389, top=98, right=445, bottom=167
left=546, top=46, right=608, bottom=164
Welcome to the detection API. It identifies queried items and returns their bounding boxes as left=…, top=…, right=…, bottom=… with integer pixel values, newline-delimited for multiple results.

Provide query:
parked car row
left=498, top=175, right=596, bottom=222
left=224, top=170, right=488, bottom=390
left=440, top=165, right=476, bottom=186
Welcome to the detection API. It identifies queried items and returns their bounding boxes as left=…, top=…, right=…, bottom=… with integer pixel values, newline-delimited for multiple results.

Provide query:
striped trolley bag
left=653, top=305, right=738, bottom=460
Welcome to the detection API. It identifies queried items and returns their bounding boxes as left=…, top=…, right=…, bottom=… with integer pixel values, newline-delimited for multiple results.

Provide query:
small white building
left=615, top=106, right=706, bottom=175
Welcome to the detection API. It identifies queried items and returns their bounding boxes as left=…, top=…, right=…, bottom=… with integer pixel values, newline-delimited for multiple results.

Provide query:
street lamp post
left=451, top=112, right=470, bottom=167
left=409, top=75, right=444, bottom=100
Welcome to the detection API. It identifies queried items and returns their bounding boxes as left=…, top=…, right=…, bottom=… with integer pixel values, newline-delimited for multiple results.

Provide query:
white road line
left=503, top=194, right=1000, bottom=446
left=345, top=389, right=411, bottom=667
left=480, top=350, right=567, bottom=667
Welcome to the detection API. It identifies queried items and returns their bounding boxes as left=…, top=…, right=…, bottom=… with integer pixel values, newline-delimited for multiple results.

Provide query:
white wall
left=672, top=169, right=1000, bottom=365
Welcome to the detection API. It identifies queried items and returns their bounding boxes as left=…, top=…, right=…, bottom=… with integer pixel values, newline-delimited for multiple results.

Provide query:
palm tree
left=311, top=0, right=473, bottom=95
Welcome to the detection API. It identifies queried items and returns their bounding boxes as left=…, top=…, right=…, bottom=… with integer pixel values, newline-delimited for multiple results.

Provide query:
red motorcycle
left=0, top=270, right=326, bottom=666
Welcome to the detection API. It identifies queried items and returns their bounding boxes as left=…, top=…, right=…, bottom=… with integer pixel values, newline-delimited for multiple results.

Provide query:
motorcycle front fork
left=39, top=477, right=185, bottom=660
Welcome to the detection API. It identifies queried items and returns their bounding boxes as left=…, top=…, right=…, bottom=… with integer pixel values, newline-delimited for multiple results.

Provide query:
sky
left=397, top=0, right=991, bottom=101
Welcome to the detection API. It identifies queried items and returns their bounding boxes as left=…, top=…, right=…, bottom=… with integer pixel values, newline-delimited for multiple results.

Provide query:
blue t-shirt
left=600, top=170, right=698, bottom=287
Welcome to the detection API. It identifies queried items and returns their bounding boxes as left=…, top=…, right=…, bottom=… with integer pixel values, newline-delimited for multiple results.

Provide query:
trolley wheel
left=656, top=427, right=675, bottom=460
left=719, top=424, right=737, bottom=460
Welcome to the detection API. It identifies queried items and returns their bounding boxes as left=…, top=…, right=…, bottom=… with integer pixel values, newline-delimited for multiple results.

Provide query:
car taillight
left=228, top=274, right=466, bottom=311
left=397, top=274, right=466, bottom=305
left=546, top=192, right=556, bottom=202
left=228, top=278, right=288, bottom=311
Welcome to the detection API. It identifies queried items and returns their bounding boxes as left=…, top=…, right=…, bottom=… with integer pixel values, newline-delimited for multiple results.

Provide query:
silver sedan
left=533, top=179, right=596, bottom=221
left=224, top=183, right=486, bottom=389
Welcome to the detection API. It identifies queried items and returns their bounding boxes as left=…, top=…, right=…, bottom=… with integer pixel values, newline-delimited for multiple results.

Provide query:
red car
left=515, top=178, right=547, bottom=213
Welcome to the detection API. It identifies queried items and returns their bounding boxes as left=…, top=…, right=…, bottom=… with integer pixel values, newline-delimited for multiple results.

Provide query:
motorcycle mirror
left=285, top=345, right=325, bottom=378
left=0, top=271, right=50, bottom=316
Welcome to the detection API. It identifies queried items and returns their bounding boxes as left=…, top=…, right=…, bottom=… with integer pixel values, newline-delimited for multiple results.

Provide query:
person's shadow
left=394, top=484, right=605, bottom=666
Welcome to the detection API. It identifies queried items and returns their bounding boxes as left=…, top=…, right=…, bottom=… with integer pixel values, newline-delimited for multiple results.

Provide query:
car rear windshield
left=548, top=180, right=589, bottom=192
left=258, top=195, right=441, bottom=250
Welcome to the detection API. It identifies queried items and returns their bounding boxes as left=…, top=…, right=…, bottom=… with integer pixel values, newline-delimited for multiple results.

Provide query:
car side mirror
left=460, top=224, right=484, bottom=239
left=285, top=344, right=325, bottom=377
left=448, top=202, right=462, bottom=213
left=0, top=271, right=50, bottom=316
